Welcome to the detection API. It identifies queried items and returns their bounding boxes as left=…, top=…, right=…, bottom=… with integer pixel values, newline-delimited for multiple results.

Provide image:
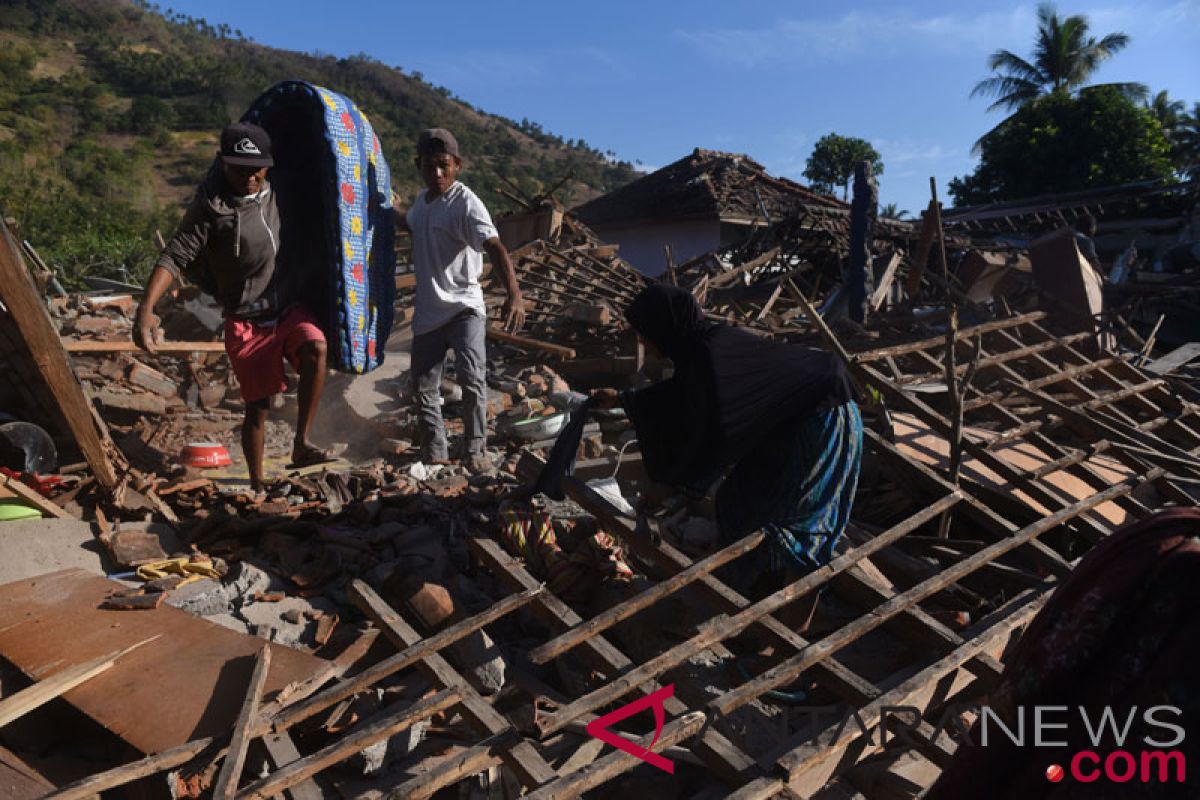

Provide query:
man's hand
left=590, top=387, right=620, bottom=409
left=133, top=307, right=162, bottom=354
left=134, top=265, right=176, bottom=354
left=501, top=288, right=526, bottom=333
left=482, top=237, right=523, bottom=333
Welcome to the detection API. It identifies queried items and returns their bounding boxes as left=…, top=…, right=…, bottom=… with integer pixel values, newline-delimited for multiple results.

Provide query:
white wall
left=591, top=219, right=722, bottom=277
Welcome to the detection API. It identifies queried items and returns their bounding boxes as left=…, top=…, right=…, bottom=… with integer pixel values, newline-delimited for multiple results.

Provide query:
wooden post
left=213, top=644, right=271, bottom=800
left=0, top=217, right=119, bottom=489
left=847, top=161, right=878, bottom=323
left=903, top=199, right=938, bottom=297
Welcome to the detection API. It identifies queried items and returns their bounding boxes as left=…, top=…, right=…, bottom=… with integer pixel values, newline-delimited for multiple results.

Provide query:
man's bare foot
left=288, top=441, right=336, bottom=469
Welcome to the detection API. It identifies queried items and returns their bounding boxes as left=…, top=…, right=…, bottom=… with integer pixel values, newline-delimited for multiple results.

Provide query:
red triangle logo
left=585, top=684, right=676, bottom=774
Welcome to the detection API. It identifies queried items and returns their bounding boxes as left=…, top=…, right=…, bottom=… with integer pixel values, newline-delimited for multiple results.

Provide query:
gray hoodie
left=157, top=168, right=287, bottom=319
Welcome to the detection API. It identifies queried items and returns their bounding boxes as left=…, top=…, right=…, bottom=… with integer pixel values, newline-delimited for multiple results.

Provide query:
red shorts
left=224, top=305, right=325, bottom=403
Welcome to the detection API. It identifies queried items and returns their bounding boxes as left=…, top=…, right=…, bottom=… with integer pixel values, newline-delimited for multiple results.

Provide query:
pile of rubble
left=0, top=169, right=1199, bottom=800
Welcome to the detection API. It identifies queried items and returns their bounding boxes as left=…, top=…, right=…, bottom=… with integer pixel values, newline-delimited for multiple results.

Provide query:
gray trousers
left=411, top=310, right=487, bottom=460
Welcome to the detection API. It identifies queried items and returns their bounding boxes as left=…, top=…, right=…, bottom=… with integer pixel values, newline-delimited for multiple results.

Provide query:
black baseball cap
left=417, top=128, right=460, bottom=159
left=220, top=122, right=274, bottom=167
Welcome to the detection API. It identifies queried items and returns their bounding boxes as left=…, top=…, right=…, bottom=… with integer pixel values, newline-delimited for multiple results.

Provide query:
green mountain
left=0, top=0, right=640, bottom=286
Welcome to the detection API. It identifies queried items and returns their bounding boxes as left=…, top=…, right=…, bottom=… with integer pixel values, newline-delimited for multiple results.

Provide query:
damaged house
left=572, top=149, right=845, bottom=277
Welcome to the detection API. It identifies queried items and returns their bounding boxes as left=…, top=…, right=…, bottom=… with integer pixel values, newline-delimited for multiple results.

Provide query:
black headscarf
left=622, top=284, right=853, bottom=487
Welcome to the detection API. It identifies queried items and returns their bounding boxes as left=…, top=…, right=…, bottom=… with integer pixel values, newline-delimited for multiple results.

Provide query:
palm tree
left=1148, top=90, right=1187, bottom=172
left=1148, top=90, right=1185, bottom=133
left=972, top=3, right=1147, bottom=114
left=1175, top=103, right=1200, bottom=181
left=878, top=202, right=908, bottom=220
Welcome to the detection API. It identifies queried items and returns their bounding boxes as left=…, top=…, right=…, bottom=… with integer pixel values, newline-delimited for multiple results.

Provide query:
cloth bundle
left=500, top=509, right=632, bottom=603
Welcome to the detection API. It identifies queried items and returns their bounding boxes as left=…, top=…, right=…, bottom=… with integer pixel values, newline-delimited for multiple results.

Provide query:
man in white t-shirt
left=395, top=128, right=525, bottom=472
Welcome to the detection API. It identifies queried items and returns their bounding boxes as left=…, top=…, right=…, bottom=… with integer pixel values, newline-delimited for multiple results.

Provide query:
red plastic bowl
left=180, top=442, right=232, bottom=468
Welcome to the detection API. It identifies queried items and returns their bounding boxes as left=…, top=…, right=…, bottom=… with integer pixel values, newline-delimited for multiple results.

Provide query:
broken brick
left=94, top=389, right=168, bottom=415
left=127, top=361, right=179, bottom=397
left=399, top=580, right=456, bottom=629
left=101, top=591, right=167, bottom=610
left=105, top=529, right=168, bottom=568
left=72, top=316, right=123, bottom=337
left=314, top=612, right=339, bottom=646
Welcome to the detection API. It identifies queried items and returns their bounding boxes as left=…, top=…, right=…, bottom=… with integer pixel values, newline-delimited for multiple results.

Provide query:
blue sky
left=161, top=1, right=1199, bottom=213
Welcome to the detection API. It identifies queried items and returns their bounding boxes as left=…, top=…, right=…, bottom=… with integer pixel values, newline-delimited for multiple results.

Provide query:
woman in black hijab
left=592, top=284, right=863, bottom=633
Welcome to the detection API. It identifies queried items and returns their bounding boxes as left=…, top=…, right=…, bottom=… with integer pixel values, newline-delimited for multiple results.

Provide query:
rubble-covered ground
left=2, top=178, right=1199, bottom=798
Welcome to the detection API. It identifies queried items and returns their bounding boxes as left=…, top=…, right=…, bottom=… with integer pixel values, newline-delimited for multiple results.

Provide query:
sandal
left=287, top=443, right=337, bottom=470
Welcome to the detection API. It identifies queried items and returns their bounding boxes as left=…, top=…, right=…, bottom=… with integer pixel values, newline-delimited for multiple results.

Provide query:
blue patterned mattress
left=242, top=80, right=395, bottom=374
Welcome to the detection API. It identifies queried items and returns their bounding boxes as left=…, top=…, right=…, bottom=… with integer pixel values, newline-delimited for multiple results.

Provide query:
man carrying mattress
left=395, top=128, right=525, bottom=473
left=134, top=122, right=332, bottom=495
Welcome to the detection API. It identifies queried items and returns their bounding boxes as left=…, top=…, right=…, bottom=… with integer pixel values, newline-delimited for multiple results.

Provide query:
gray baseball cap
left=417, top=128, right=460, bottom=158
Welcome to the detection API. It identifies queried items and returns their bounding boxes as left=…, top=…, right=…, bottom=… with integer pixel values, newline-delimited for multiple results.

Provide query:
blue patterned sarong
left=717, top=400, right=863, bottom=588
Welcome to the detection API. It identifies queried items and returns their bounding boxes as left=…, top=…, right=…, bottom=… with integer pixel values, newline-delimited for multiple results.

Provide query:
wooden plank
left=708, top=247, right=781, bottom=289
left=0, top=472, right=71, bottom=519
left=893, top=331, right=1093, bottom=385
left=531, top=491, right=963, bottom=737
left=0, top=745, right=55, bottom=800
left=271, top=585, right=544, bottom=732
left=62, top=339, right=226, bottom=354
left=1145, top=342, right=1200, bottom=375
left=554, top=473, right=895, bottom=702
left=0, top=569, right=330, bottom=754
left=778, top=592, right=1043, bottom=790
left=214, top=644, right=272, bottom=800
left=524, top=712, right=707, bottom=800
left=902, top=200, right=937, bottom=296
left=1012, top=383, right=1200, bottom=475
left=236, top=689, right=459, bottom=800
left=468, top=537, right=758, bottom=785
left=486, top=327, right=576, bottom=359
left=261, top=732, right=322, bottom=800
left=385, top=732, right=517, bottom=800
left=869, top=251, right=903, bottom=311
left=529, top=532, right=766, bottom=665
left=856, top=365, right=1095, bottom=570
left=469, top=538, right=630, bottom=682
left=754, top=281, right=785, bottom=322
left=852, top=311, right=1046, bottom=361
left=43, top=737, right=216, bottom=800
left=725, top=777, right=788, bottom=800
left=565, top=452, right=647, bottom=482
left=0, top=219, right=118, bottom=488
left=866, top=423, right=1080, bottom=572
left=348, top=580, right=559, bottom=790
left=0, top=637, right=156, bottom=727
left=709, top=471, right=1149, bottom=719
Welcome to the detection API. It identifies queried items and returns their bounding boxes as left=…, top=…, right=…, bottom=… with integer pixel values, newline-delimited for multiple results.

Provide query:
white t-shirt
left=407, top=181, right=498, bottom=335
